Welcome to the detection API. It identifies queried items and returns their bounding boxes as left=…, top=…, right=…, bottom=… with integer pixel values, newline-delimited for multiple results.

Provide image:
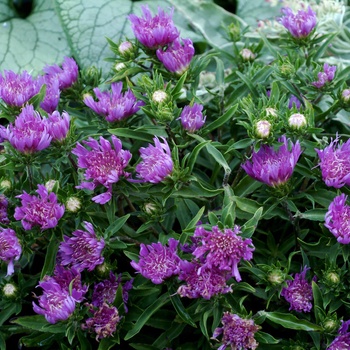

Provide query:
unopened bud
left=152, top=90, right=168, bottom=104
left=0, top=180, right=11, bottom=190
left=115, top=62, right=126, bottom=71
left=119, top=41, right=133, bottom=55
left=228, top=22, right=241, bottom=42
left=255, top=120, right=271, bottom=138
left=45, top=180, right=58, bottom=192
left=341, top=89, right=350, bottom=103
left=240, top=48, right=256, bottom=61
left=325, top=271, right=340, bottom=285
left=66, top=196, right=81, bottom=213
left=322, top=318, right=339, bottom=333
left=3, top=283, right=17, bottom=298
left=267, top=270, right=285, bottom=285
left=265, top=107, right=277, bottom=117
left=288, top=113, right=307, bottom=129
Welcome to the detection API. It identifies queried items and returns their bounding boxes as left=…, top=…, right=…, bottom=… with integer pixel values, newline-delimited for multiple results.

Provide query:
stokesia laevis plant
left=2, top=1, right=350, bottom=349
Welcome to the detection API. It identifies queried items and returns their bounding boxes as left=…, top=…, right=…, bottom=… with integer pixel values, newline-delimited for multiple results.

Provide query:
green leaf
left=0, top=303, right=20, bottom=326
left=108, top=127, right=167, bottom=142
left=299, top=209, right=327, bottom=222
left=0, top=0, right=70, bottom=74
left=169, top=293, right=196, bottom=327
left=260, top=311, right=322, bottom=331
left=41, top=234, right=60, bottom=280
left=124, top=293, right=169, bottom=340
left=104, top=214, right=130, bottom=239
left=255, top=331, right=280, bottom=344
left=12, top=315, right=65, bottom=333
left=241, top=207, right=263, bottom=238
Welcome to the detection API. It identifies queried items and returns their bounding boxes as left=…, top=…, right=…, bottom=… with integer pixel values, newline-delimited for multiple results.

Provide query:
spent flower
left=0, top=228, right=22, bottom=276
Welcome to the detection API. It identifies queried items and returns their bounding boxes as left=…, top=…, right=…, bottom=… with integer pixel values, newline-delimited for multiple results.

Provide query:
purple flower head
left=281, top=266, right=314, bottom=313
left=315, top=137, right=350, bottom=188
left=156, top=37, right=195, bottom=75
left=177, top=260, right=232, bottom=300
left=14, top=184, right=65, bottom=231
left=32, top=277, right=76, bottom=324
left=131, top=238, right=180, bottom=284
left=212, top=312, right=260, bottom=350
left=72, top=135, right=132, bottom=204
left=1, top=105, right=52, bottom=154
left=312, top=63, right=337, bottom=89
left=135, top=137, right=173, bottom=183
left=58, top=221, right=105, bottom=272
left=92, top=272, right=119, bottom=307
left=40, top=76, right=60, bottom=113
left=328, top=320, right=350, bottom=350
left=192, top=225, right=254, bottom=282
left=241, top=135, right=302, bottom=187
left=0, top=228, right=22, bottom=276
left=288, top=95, right=301, bottom=109
left=43, top=57, right=78, bottom=90
left=0, top=70, right=41, bottom=107
left=53, top=265, right=88, bottom=303
left=279, top=6, right=317, bottom=39
left=82, top=303, right=121, bottom=340
left=0, top=195, right=10, bottom=224
left=178, top=103, right=206, bottom=133
left=128, top=5, right=180, bottom=49
left=46, top=111, right=70, bottom=142
left=325, top=193, right=350, bottom=244
left=83, top=82, right=144, bottom=123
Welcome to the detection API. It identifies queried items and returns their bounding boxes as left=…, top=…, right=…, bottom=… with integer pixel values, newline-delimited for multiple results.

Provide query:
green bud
left=82, top=66, right=101, bottom=87
left=3, top=283, right=17, bottom=298
left=322, top=318, right=339, bottom=333
left=66, top=196, right=81, bottom=213
left=152, top=90, right=168, bottom=104
left=255, top=120, right=271, bottom=139
left=267, top=269, right=285, bottom=285
left=325, top=271, right=340, bottom=285
left=227, top=22, right=241, bottom=42
left=0, top=179, right=11, bottom=191
left=240, top=48, right=256, bottom=62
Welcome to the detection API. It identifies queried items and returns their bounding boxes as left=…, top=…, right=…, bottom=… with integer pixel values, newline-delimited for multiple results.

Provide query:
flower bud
left=66, top=196, right=81, bottom=213
left=152, top=90, right=168, bottom=104
left=265, top=107, right=278, bottom=117
left=115, top=62, right=126, bottom=72
left=341, top=89, right=350, bottom=103
left=255, top=120, right=271, bottom=138
left=119, top=41, right=133, bottom=56
left=324, top=271, right=340, bottom=285
left=227, top=22, right=241, bottom=42
left=288, top=113, right=307, bottom=129
left=45, top=180, right=58, bottom=192
left=3, top=283, right=17, bottom=298
left=0, top=179, right=11, bottom=191
left=240, top=48, right=256, bottom=61
left=267, top=269, right=285, bottom=285
left=322, top=318, right=339, bottom=333
left=95, top=262, right=110, bottom=278
left=82, top=66, right=101, bottom=87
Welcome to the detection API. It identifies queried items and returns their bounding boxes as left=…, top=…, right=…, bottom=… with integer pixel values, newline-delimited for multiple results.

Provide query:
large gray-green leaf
left=0, top=0, right=71, bottom=73
left=54, top=0, right=204, bottom=76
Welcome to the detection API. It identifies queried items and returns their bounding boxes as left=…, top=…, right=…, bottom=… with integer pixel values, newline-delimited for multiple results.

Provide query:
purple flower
left=178, top=103, right=206, bottom=132
left=241, top=135, right=302, bottom=187
left=0, top=70, right=41, bottom=107
left=328, top=320, right=350, bottom=350
left=92, top=272, right=119, bottom=307
left=43, top=56, right=78, bottom=90
left=33, top=277, right=76, bottom=324
left=58, top=221, right=105, bottom=272
left=131, top=238, right=180, bottom=284
left=128, top=5, right=179, bottom=49
left=281, top=267, right=314, bottom=313
left=288, top=95, right=301, bottom=109
left=325, top=193, right=350, bottom=244
left=156, top=37, right=195, bottom=75
left=177, top=260, right=232, bottom=300
left=14, top=184, right=65, bottom=231
left=312, top=63, right=337, bottom=89
left=315, top=137, right=350, bottom=188
left=46, top=111, right=70, bottom=142
left=83, top=82, right=144, bottom=122
left=135, top=137, right=173, bottom=183
left=192, top=225, right=254, bottom=282
left=0, top=228, right=22, bottom=276
left=82, top=303, right=121, bottom=340
left=53, top=265, right=88, bottom=303
left=212, top=312, right=260, bottom=350
left=279, top=6, right=317, bottom=39
left=0, top=105, right=52, bottom=154
left=0, top=195, right=10, bottom=224
left=40, top=77, right=60, bottom=113
left=72, top=135, right=131, bottom=204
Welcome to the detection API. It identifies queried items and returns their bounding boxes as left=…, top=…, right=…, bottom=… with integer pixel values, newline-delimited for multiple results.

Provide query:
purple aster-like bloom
left=212, top=312, right=260, bottom=350
left=0, top=70, right=41, bottom=107
left=0, top=105, right=52, bottom=154
left=328, top=320, right=350, bottom=350
left=58, top=221, right=105, bottom=272
left=279, top=6, right=317, bottom=39
left=177, top=260, right=232, bottom=300
left=156, top=37, right=195, bottom=75
left=40, top=76, right=60, bottom=113
left=131, top=238, right=180, bottom=284
left=43, top=56, right=78, bottom=90
left=14, top=184, right=65, bottom=231
left=135, top=136, right=173, bottom=183
left=128, top=5, right=180, bottom=49
left=53, top=265, right=88, bottom=303
left=312, top=63, right=337, bottom=89
left=72, top=135, right=131, bottom=204
left=46, top=111, right=70, bottom=142
left=92, top=272, right=119, bottom=307
left=0, top=228, right=22, bottom=276
left=241, top=135, right=302, bottom=187
left=0, top=195, right=10, bottom=224
left=83, top=82, right=144, bottom=123
left=178, top=103, right=206, bottom=133
left=82, top=303, right=121, bottom=341
left=281, top=266, right=314, bottom=313
left=288, top=95, right=301, bottom=109
left=192, top=225, right=254, bottom=282
left=33, top=277, right=76, bottom=324
left=325, top=193, right=350, bottom=244
left=315, top=136, right=350, bottom=188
